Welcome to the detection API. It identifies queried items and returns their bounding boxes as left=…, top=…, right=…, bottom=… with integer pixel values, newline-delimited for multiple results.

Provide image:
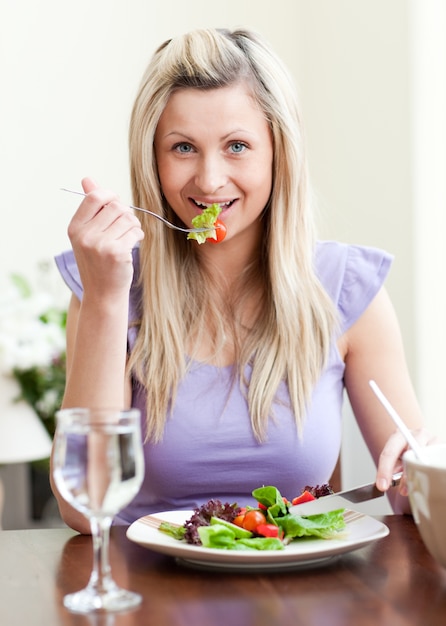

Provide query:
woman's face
left=154, top=83, right=273, bottom=246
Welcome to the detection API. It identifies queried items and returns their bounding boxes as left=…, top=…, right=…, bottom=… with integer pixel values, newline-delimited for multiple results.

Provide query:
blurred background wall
left=0, top=0, right=445, bottom=525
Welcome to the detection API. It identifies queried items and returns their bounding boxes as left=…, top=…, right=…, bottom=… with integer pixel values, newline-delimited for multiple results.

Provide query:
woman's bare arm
left=342, top=287, right=427, bottom=513
left=50, top=178, right=143, bottom=532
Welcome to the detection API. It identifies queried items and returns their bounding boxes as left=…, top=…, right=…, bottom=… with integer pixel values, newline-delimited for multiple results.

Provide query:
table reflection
left=56, top=532, right=140, bottom=626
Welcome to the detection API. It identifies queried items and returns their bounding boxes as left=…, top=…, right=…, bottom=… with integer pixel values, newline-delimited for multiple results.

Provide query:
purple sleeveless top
left=55, top=241, right=392, bottom=522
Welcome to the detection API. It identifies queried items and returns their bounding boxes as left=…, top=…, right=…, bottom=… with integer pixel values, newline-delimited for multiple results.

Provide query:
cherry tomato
left=291, top=490, right=316, bottom=506
left=233, top=507, right=247, bottom=528
left=256, top=523, right=284, bottom=539
left=242, top=510, right=267, bottom=532
left=207, top=219, right=227, bottom=243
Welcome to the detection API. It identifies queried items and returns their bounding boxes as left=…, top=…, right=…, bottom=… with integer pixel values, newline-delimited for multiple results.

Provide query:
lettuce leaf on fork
left=187, top=203, right=222, bottom=244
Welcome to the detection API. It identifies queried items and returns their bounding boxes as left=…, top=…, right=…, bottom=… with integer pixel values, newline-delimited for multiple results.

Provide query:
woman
left=52, top=28, right=433, bottom=533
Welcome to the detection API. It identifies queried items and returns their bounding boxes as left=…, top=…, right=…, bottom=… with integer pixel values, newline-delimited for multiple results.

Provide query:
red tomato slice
left=255, top=523, right=283, bottom=539
left=291, top=490, right=316, bottom=506
left=207, top=219, right=227, bottom=243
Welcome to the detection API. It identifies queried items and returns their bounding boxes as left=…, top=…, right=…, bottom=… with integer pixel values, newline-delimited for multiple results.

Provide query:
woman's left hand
left=376, top=428, right=441, bottom=506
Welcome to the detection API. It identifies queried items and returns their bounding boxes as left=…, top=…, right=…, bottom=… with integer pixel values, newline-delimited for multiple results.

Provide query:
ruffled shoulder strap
left=315, top=241, right=393, bottom=334
left=54, top=249, right=82, bottom=301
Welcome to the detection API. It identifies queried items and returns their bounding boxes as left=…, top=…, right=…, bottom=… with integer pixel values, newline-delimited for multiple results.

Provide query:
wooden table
left=1, top=515, right=445, bottom=626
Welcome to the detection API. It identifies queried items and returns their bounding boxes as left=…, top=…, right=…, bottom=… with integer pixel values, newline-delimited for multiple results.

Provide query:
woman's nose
left=194, top=155, right=227, bottom=194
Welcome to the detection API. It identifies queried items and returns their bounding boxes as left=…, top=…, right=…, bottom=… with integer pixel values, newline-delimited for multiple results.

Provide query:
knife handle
left=390, top=471, right=403, bottom=487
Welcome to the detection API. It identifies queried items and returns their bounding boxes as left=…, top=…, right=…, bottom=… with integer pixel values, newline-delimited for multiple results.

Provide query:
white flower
left=36, top=388, right=60, bottom=415
left=0, top=264, right=68, bottom=374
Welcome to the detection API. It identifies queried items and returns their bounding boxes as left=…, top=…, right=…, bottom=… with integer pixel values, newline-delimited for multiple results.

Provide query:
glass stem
left=88, top=516, right=116, bottom=594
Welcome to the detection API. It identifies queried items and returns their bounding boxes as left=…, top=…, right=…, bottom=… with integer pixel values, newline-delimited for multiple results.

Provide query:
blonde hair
left=127, top=28, right=338, bottom=442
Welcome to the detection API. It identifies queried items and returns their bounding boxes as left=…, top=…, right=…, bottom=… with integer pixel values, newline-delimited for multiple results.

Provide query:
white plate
left=126, top=510, right=389, bottom=571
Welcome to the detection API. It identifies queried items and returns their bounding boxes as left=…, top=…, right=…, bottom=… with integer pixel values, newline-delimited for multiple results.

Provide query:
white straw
left=369, top=380, right=424, bottom=459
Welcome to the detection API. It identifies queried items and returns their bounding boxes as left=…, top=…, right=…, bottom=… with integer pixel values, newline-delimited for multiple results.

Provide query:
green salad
left=187, top=203, right=222, bottom=244
left=159, top=485, right=346, bottom=552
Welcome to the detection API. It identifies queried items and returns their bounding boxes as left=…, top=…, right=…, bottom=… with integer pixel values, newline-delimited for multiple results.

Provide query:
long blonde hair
left=127, top=28, right=338, bottom=442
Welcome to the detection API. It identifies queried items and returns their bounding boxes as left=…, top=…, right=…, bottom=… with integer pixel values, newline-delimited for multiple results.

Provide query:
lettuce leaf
left=210, top=516, right=253, bottom=539
left=158, top=521, right=187, bottom=540
left=198, top=524, right=284, bottom=551
left=252, top=485, right=288, bottom=518
left=277, top=510, right=346, bottom=541
left=187, top=204, right=221, bottom=244
left=198, top=524, right=239, bottom=549
left=233, top=537, right=284, bottom=551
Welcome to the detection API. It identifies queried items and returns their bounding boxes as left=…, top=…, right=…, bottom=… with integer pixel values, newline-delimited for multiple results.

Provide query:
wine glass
left=53, top=407, right=144, bottom=614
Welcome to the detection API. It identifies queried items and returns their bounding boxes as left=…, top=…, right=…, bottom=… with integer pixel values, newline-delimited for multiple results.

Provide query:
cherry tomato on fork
left=207, top=219, right=227, bottom=243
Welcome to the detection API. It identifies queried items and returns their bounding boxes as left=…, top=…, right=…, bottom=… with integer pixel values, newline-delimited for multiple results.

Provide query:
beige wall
left=410, top=0, right=446, bottom=437
left=295, top=2, right=415, bottom=365
left=1, top=1, right=445, bottom=439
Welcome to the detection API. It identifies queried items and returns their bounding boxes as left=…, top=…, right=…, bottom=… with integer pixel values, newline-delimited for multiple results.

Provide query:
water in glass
left=53, top=408, right=144, bottom=614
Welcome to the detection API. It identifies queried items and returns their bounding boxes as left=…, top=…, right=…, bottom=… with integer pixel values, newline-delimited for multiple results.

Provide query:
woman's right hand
left=67, top=177, right=144, bottom=301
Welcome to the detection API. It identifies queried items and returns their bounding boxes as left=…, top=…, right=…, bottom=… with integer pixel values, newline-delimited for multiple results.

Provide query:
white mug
left=404, top=445, right=446, bottom=568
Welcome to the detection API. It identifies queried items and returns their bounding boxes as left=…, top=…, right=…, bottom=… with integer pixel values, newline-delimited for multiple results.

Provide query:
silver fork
left=61, top=188, right=214, bottom=234
left=139, top=514, right=182, bottom=530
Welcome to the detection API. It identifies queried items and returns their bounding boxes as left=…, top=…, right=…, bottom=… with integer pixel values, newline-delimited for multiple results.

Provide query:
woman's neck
left=196, top=220, right=264, bottom=288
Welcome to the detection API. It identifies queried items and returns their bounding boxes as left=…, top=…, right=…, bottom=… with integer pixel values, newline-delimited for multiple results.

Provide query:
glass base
left=63, top=584, right=142, bottom=614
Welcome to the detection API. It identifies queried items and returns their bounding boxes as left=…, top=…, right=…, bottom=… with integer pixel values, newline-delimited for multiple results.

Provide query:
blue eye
left=175, top=143, right=193, bottom=153
left=230, top=142, right=247, bottom=154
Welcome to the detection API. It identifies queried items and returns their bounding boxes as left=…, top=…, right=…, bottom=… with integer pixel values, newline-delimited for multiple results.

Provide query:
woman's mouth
left=191, top=199, right=236, bottom=211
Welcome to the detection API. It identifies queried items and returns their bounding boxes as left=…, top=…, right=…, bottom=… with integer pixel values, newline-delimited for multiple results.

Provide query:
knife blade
left=289, top=471, right=403, bottom=516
